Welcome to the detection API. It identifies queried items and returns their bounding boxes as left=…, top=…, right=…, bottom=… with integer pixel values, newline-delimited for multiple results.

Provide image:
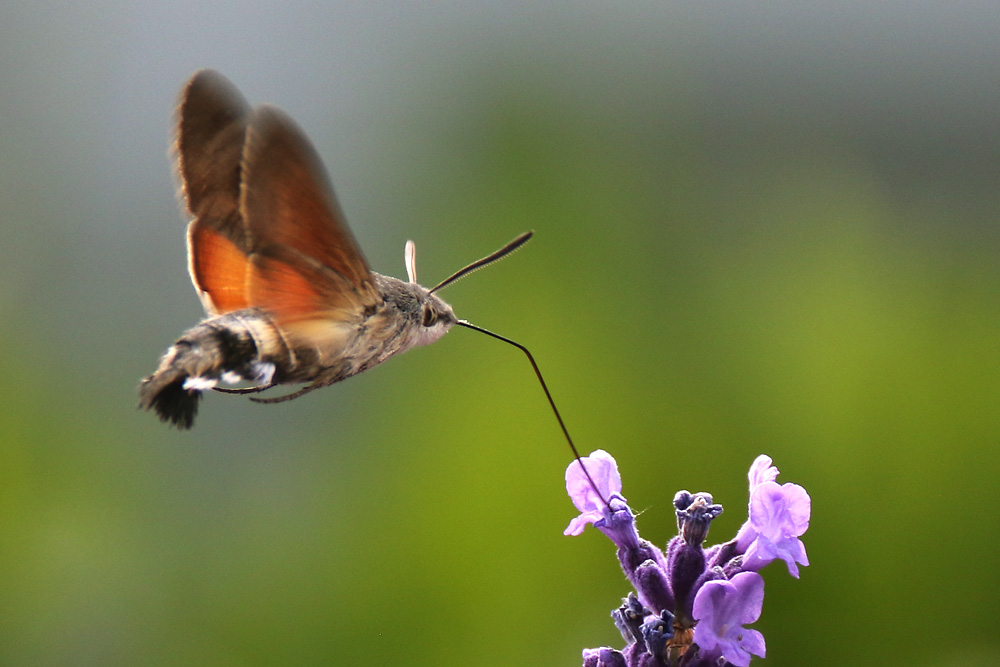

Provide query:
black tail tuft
left=139, top=376, right=202, bottom=429
left=140, top=314, right=266, bottom=428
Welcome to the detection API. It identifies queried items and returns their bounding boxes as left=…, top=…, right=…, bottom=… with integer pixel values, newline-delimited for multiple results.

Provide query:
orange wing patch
left=246, top=250, right=357, bottom=324
left=188, top=224, right=250, bottom=314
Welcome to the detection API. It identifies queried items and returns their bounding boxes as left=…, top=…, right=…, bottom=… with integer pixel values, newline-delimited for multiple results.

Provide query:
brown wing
left=176, top=69, right=253, bottom=314
left=239, top=105, right=378, bottom=323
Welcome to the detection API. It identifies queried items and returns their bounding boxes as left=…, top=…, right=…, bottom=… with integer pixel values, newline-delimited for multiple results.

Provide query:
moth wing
left=176, top=69, right=254, bottom=315
left=239, top=105, right=378, bottom=324
left=246, top=245, right=365, bottom=324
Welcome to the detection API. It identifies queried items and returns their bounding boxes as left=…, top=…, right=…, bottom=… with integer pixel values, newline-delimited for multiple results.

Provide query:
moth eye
left=422, top=307, right=438, bottom=327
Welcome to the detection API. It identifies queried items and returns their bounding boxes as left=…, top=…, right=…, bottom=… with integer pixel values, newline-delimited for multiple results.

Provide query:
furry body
left=140, top=273, right=454, bottom=428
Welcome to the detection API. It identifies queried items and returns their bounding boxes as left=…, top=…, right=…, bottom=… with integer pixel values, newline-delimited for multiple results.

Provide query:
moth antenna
left=430, top=231, right=533, bottom=294
left=456, top=319, right=608, bottom=507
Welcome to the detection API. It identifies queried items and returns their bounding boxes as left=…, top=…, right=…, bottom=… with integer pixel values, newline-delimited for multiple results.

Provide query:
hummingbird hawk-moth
left=139, top=70, right=531, bottom=428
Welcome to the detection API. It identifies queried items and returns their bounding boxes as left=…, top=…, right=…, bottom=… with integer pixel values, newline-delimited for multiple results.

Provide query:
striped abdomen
left=138, top=309, right=297, bottom=428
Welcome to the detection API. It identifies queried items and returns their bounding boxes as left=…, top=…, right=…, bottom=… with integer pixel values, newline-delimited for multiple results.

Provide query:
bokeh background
left=2, top=2, right=999, bottom=666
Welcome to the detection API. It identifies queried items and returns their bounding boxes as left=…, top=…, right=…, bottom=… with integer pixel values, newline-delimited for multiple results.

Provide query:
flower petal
left=564, top=510, right=604, bottom=537
left=748, top=455, right=779, bottom=491
left=722, top=628, right=765, bottom=666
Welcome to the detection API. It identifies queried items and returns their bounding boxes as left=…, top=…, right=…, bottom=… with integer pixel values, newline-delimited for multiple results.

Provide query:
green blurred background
left=1, top=2, right=998, bottom=666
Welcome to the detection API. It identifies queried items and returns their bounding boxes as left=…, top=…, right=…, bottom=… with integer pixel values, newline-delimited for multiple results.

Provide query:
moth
left=139, top=70, right=531, bottom=428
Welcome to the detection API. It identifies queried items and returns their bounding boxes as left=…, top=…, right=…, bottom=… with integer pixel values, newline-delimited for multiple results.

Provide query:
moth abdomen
left=138, top=310, right=283, bottom=428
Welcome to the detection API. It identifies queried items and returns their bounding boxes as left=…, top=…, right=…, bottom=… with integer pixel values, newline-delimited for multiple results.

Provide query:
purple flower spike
left=692, top=571, right=766, bottom=667
left=573, top=453, right=809, bottom=665
left=564, top=450, right=623, bottom=536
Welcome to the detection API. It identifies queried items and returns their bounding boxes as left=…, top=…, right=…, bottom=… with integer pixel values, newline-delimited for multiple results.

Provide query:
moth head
left=403, top=231, right=531, bottom=348
left=412, top=291, right=456, bottom=348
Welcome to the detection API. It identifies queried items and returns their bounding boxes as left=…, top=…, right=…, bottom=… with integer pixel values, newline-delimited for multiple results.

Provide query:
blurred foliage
left=1, top=4, right=999, bottom=667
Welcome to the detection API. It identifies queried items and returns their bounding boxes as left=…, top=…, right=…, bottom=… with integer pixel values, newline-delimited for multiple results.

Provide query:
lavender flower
left=565, top=449, right=623, bottom=536
left=566, top=452, right=810, bottom=667
left=734, top=456, right=811, bottom=578
left=691, top=572, right=766, bottom=667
